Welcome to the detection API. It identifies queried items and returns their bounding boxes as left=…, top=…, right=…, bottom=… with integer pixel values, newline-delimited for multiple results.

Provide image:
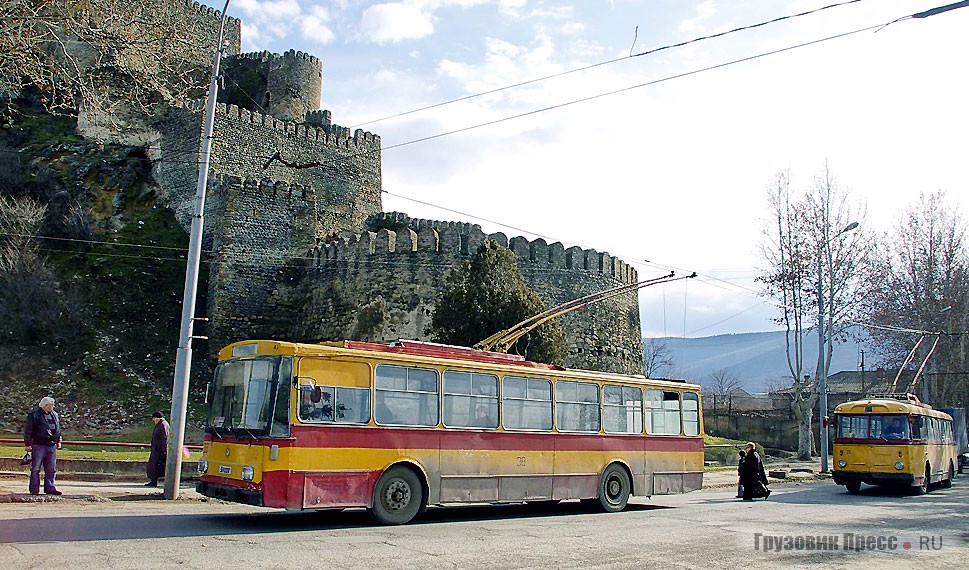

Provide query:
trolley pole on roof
left=164, top=0, right=231, bottom=500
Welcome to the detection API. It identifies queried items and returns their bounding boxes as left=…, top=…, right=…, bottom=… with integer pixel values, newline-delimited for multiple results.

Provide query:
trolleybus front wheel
left=845, top=480, right=861, bottom=494
left=596, top=464, right=631, bottom=513
left=370, top=466, right=423, bottom=525
left=913, top=463, right=930, bottom=495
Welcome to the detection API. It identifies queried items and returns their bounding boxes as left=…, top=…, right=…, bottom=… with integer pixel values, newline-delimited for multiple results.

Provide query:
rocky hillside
left=0, top=102, right=209, bottom=435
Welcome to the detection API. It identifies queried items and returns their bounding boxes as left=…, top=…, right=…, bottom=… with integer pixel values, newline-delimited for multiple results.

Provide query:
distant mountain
left=646, top=330, right=870, bottom=393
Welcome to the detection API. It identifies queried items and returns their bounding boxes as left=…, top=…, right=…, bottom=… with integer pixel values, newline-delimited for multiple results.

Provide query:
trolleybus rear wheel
left=370, top=466, right=423, bottom=525
left=596, top=464, right=631, bottom=513
left=941, top=462, right=954, bottom=489
left=845, top=480, right=861, bottom=494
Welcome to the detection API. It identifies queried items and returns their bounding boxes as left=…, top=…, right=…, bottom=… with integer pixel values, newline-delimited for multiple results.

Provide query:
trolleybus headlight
left=241, top=465, right=255, bottom=481
left=198, top=459, right=208, bottom=474
left=895, top=461, right=905, bottom=470
left=837, top=459, right=846, bottom=468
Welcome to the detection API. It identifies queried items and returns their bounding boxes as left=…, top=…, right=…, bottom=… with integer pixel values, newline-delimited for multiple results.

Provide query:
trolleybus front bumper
left=197, top=480, right=263, bottom=506
left=833, top=471, right=916, bottom=487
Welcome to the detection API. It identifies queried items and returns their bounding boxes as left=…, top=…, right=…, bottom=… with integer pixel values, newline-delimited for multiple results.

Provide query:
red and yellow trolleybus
left=196, top=339, right=704, bottom=524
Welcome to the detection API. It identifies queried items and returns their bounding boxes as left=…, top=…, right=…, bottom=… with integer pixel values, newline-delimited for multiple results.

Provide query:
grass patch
left=0, top=444, right=201, bottom=462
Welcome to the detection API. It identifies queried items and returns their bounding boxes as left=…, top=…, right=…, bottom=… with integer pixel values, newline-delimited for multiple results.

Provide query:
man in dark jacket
left=146, top=411, right=170, bottom=487
left=24, top=396, right=62, bottom=495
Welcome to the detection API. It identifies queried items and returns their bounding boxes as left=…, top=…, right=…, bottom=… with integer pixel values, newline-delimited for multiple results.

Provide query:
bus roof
left=835, top=396, right=953, bottom=419
left=218, top=339, right=701, bottom=390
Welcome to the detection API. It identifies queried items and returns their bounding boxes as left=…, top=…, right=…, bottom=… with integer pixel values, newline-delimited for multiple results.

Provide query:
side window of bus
left=502, top=376, right=552, bottom=430
left=374, top=364, right=439, bottom=426
left=299, top=384, right=334, bottom=422
left=911, top=416, right=923, bottom=440
left=645, top=390, right=681, bottom=435
left=682, top=392, right=700, bottom=436
left=442, top=370, right=498, bottom=429
left=556, top=380, right=600, bottom=432
left=603, top=385, right=642, bottom=434
left=334, top=387, right=371, bottom=424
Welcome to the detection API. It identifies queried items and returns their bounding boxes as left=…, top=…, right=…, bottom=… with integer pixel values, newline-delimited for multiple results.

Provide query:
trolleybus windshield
left=206, top=356, right=291, bottom=438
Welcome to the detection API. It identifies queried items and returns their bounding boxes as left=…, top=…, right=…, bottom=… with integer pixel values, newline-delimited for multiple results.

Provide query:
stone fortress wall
left=298, top=214, right=644, bottom=375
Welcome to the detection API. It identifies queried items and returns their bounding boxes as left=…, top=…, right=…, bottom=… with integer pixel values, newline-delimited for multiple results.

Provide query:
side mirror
left=310, top=386, right=322, bottom=404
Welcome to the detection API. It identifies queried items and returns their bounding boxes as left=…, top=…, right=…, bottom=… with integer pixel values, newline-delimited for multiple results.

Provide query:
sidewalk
left=697, top=459, right=829, bottom=490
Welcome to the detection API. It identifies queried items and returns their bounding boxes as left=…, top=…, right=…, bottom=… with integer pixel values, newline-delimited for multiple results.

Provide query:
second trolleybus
left=832, top=394, right=958, bottom=495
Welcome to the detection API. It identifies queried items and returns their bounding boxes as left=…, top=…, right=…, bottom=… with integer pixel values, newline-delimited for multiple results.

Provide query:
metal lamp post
left=164, top=0, right=231, bottom=500
left=817, top=221, right=858, bottom=474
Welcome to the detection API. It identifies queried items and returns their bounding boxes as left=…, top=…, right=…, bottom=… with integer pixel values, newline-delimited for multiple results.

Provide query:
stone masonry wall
left=153, top=101, right=382, bottom=238
left=219, top=50, right=323, bottom=122
left=205, top=175, right=317, bottom=351
left=152, top=100, right=383, bottom=352
left=296, top=217, right=644, bottom=375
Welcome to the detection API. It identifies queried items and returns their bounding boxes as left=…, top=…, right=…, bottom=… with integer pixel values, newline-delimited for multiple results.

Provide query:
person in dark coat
left=146, top=411, right=170, bottom=487
left=739, top=441, right=770, bottom=501
left=736, top=449, right=746, bottom=498
left=23, top=396, right=62, bottom=495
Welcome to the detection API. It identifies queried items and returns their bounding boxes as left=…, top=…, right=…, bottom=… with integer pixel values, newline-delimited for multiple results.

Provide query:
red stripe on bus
left=272, top=425, right=703, bottom=452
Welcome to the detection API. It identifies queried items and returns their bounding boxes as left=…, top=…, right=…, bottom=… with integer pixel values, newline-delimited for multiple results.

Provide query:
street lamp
left=817, top=221, right=858, bottom=473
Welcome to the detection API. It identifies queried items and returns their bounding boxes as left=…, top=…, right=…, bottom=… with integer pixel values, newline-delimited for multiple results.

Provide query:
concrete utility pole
left=817, top=221, right=858, bottom=474
left=164, top=0, right=231, bottom=500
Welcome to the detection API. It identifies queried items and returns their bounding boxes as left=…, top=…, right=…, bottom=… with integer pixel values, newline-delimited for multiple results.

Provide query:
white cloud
left=360, top=3, right=435, bottom=43
left=300, top=5, right=335, bottom=44
left=678, top=1, right=717, bottom=34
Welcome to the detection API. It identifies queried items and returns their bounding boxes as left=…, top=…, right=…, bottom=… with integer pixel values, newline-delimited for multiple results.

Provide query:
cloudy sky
left=215, top=0, right=968, bottom=338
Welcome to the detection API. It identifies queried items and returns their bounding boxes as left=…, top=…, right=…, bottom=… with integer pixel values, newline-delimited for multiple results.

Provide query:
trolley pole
left=164, top=0, right=231, bottom=500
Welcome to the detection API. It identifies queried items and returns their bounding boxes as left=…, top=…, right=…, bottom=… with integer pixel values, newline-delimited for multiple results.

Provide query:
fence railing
left=0, top=438, right=202, bottom=451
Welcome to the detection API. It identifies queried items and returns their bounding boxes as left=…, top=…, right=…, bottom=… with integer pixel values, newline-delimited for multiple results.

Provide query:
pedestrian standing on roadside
left=23, top=396, right=62, bottom=496
left=146, top=411, right=170, bottom=487
left=736, top=449, right=746, bottom=498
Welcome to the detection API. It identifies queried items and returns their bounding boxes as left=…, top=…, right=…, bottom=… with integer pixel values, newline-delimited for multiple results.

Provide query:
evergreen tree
left=429, top=239, right=567, bottom=365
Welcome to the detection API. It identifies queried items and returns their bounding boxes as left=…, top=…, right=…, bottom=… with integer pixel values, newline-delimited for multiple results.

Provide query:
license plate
left=219, top=465, right=232, bottom=475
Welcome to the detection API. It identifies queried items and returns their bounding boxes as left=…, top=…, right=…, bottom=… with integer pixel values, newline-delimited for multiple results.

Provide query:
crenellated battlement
left=231, top=50, right=275, bottom=62
left=189, top=0, right=239, bottom=23
left=283, top=49, right=321, bottom=64
left=217, top=174, right=315, bottom=202
left=305, top=110, right=332, bottom=126
left=213, top=103, right=381, bottom=148
left=310, top=216, right=637, bottom=284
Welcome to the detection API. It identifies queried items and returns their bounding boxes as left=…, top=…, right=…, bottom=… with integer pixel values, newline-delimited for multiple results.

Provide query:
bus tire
left=845, top=480, right=861, bottom=494
left=370, top=465, right=423, bottom=525
left=596, top=464, right=631, bottom=513
left=913, top=463, right=929, bottom=495
left=941, top=463, right=954, bottom=489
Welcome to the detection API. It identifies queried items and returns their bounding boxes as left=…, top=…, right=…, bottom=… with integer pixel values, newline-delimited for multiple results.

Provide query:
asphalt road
left=1, top=479, right=966, bottom=569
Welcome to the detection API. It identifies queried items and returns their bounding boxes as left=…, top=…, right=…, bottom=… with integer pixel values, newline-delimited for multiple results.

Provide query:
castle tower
left=219, top=50, right=322, bottom=122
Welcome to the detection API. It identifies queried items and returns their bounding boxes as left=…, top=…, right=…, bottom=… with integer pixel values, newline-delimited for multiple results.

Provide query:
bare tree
left=643, top=338, right=675, bottom=377
left=757, top=167, right=870, bottom=460
left=705, top=368, right=743, bottom=395
left=862, top=191, right=969, bottom=406
left=0, top=194, right=46, bottom=273
left=0, top=0, right=223, bottom=127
